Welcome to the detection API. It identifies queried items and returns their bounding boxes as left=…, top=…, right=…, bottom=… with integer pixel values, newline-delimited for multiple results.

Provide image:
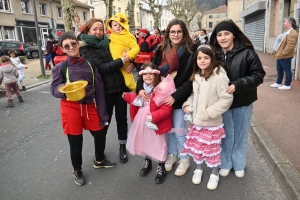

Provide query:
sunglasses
left=169, top=30, right=183, bottom=36
left=63, top=42, right=78, bottom=50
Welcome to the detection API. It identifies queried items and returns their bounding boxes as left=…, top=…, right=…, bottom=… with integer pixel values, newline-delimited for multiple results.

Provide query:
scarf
left=158, top=44, right=185, bottom=76
left=273, top=28, right=293, bottom=52
left=81, top=34, right=109, bottom=50
left=143, top=82, right=153, bottom=94
left=198, top=35, right=207, bottom=44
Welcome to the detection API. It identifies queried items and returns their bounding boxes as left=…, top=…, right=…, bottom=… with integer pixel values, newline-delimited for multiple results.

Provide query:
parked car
left=0, top=40, right=28, bottom=56
left=25, top=44, right=42, bottom=59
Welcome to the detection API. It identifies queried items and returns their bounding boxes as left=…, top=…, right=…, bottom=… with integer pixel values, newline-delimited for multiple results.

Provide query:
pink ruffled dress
left=181, top=123, right=225, bottom=168
left=126, top=75, right=175, bottom=162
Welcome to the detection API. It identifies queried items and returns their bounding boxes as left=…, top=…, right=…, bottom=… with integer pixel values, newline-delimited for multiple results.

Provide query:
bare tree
left=195, top=3, right=211, bottom=29
left=102, top=0, right=114, bottom=22
left=127, top=0, right=135, bottom=32
left=61, top=0, right=82, bottom=35
left=147, top=0, right=163, bottom=29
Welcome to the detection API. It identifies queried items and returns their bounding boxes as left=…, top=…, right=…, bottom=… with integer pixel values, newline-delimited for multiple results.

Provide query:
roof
left=74, top=0, right=94, bottom=9
left=205, top=5, right=227, bottom=14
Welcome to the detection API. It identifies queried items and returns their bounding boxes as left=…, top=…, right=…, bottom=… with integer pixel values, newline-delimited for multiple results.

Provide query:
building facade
left=0, top=0, right=92, bottom=47
left=201, top=5, right=228, bottom=32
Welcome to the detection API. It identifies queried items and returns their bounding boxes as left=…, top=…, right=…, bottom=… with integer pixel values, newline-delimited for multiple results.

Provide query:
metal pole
left=33, top=0, right=46, bottom=77
left=139, top=3, right=142, bottom=28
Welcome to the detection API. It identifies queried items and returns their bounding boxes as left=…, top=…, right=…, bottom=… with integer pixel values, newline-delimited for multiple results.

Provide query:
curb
left=26, top=80, right=52, bottom=90
left=250, top=116, right=300, bottom=200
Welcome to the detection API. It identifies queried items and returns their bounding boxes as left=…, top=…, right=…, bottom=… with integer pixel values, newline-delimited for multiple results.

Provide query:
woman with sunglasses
left=136, top=18, right=198, bottom=177
left=79, top=18, right=132, bottom=164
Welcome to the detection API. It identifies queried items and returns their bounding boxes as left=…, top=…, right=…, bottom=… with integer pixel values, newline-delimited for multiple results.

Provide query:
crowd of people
left=48, top=13, right=300, bottom=190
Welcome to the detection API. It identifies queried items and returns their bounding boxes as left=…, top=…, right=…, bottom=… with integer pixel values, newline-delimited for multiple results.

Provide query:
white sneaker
left=174, top=157, right=190, bottom=176
left=235, top=170, right=245, bottom=178
left=278, top=85, right=291, bottom=90
left=219, top=169, right=230, bottom=177
left=207, top=174, right=219, bottom=190
left=165, top=154, right=177, bottom=172
left=192, top=169, right=203, bottom=184
left=270, top=83, right=282, bottom=88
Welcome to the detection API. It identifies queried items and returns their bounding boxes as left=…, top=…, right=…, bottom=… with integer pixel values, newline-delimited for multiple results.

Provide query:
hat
left=106, top=13, right=129, bottom=32
left=106, top=29, right=111, bottom=34
left=49, top=34, right=54, bottom=39
left=215, top=22, right=236, bottom=36
left=57, top=31, right=63, bottom=36
left=140, top=29, right=149, bottom=34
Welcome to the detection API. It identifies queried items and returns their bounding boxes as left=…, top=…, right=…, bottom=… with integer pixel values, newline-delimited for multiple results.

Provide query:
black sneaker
left=73, top=170, right=86, bottom=186
left=140, top=159, right=152, bottom=177
left=155, top=166, right=166, bottom=184
left=93, top=158, right=116, bottom=169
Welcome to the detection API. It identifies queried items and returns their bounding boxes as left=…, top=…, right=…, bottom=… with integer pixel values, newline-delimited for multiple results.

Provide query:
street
left=0, top=83, right=286, bottom=200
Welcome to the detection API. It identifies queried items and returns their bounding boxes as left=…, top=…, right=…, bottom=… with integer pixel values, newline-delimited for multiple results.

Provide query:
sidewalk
left=252, top=52, right=300, bottom=199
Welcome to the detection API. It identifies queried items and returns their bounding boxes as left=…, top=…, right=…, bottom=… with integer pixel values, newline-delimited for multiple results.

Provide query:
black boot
left=6, top=99, right=13, bottom=107
left=22, top=86, right=26, bottom=91
left=18, top=96, right=24, bottom=103
left=119, top=144, right=128, bottom=163
left=140, top=159, right=152, bottom=177
left=155, top=163, right=166, bottom=184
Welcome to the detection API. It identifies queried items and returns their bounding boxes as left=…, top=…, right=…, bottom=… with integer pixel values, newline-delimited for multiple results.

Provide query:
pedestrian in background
left=0, top=55, right=24, bottom=107
left=137, top=18, right=197, bottom=177
left=271, top=16, right=298, bottom=90
left=9, top=50, right=27, bottom=91
left=210, top=19, right=265, bottom=179
left=181, top=45, right=233, bottom=190
left=51, top=32, right=113, bottom=186
left=44, top=49, right=52, bottom=70
left=0, top=46, right=5, bottom=56
left=46, top=34, right=58, bottom=65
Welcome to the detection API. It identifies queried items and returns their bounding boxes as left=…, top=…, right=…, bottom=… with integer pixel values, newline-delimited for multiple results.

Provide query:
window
left=113, top=6, right=115, bottom=14
left=161, top=19, right=164, bottom=26
left=118, top=7, right=121, bottom=13
left=137, top=12, right=139, bottom=21
left=216, top=14, right=220, bottom=18
left=82, top=11, right=87, bottom=21
left=209, top=15, right=213, bottom=19
left=91, top=10, right=94, bottom=18
left=209, top=22, right=213, bottom=28
left=0, top=0, right=11, bottom=12
left=4, top=27, right=15, bottom=40
left=57, top=7, right=63, bottom=18
left=39, top=3, right=47, bottom=16
left=224, top=14, right=227, bottom=18
left=21, top=1, right=30, bottom=14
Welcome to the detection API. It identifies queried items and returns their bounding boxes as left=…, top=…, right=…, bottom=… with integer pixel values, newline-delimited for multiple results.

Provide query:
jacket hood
left=106, top=13, right=129, bottom=35
left=0, top=63, right=14, bottom=73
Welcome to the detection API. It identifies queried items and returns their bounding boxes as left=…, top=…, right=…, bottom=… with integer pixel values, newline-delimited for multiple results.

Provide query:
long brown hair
left=138, top=62, right=162, bottom=87
left=81, top=18, right=104, bottom=34
left=160, top=18, right=195, bottom=53
left=190, top=46, right=224, bottom=81
left=209, top=19, right=254, bottom=52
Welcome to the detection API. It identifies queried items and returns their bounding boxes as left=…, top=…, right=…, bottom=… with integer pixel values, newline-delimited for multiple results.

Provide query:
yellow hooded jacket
left=106, top=13, right=140, bottom=91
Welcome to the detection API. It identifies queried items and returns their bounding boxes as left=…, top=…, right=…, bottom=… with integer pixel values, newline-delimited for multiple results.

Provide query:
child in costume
left=106, top=13, right=140, bottom=91
left=180, top=45, right=233, bottom=190
left=0, top=56, right=24, bottom=107
left=44, top=49, right=52, bottom=70
left=122, top=62, right=174, bottom=184
left=9, top=50, right=27, bottom=91
left=50, top=32, right=114, bottom=186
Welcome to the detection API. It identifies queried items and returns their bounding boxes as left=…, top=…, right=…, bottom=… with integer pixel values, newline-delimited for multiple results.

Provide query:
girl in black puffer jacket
left=80, top=18, right=134, bottom=164
left=210, top=19, right=266, bottom=179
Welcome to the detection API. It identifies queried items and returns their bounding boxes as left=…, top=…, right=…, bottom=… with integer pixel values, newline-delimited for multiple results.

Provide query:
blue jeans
left=220, top=104, right=253, bottom=171
left=167, top=109, right=188, bottom=159
left=276, top=57, right=293, bottom=86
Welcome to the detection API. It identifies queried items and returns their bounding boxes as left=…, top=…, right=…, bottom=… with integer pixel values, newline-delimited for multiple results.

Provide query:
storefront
left=16, top=19, right=65, bottom=47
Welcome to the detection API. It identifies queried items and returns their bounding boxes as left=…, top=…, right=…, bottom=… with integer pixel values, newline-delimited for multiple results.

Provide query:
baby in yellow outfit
left=106, top=13, right=140, bottom=91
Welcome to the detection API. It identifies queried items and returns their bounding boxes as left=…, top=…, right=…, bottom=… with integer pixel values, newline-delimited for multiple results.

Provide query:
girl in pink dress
left=122, top=62, right=174, bottom=184
left=180, top=45, right=233, bottom=190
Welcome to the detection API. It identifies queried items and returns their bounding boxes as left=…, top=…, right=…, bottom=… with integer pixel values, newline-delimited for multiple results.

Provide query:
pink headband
left=138, top=69, right=161, bottom=75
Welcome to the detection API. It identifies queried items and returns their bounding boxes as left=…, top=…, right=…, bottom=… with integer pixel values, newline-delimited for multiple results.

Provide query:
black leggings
left=67, top=128, right=107, bottom=170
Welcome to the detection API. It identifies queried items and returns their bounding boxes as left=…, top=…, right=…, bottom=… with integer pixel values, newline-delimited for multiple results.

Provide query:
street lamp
left=21, top=0, right=45, bottom=77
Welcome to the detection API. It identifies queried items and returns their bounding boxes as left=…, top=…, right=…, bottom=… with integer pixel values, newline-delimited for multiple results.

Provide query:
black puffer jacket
left=80, top=41, right=127, bottom=94
left=137, top=44, right=197, bottom=109
left=215, top=42, right=266, bottom=109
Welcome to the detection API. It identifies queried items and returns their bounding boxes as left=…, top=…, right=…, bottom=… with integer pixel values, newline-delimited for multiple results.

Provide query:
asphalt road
left=0, top=83, right=286, bottom=200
